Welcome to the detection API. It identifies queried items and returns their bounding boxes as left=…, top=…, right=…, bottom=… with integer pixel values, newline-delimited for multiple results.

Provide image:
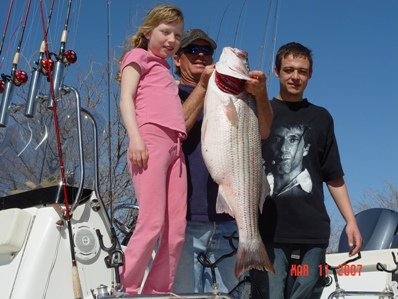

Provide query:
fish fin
left=234, top=240, right=275, bottom=277
left=224, top=97, right=239, bottom=128
left=259, top=171, right=270, bottom=214
left=216, top=187, right=235, bottom=217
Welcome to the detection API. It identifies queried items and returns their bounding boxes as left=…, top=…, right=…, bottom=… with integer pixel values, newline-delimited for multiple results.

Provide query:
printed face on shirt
left=145, top=21, right=184, bottom=59
left=274, top=54, right=312, bottom=101
left=269, top=125, right=310, bottom=176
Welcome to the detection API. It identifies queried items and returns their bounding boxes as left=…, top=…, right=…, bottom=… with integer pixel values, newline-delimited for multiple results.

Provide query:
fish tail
left=234, top=241, right=275, bottom=277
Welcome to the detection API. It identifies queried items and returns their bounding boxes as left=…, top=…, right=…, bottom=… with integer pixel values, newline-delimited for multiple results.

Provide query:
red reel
left=64, top=50, right=77, bottom=65
left=14, top=70, right=28, bottom=86
left=41, top=58, right=54, bottom=75
left=0, top=80, right=4, bottom=93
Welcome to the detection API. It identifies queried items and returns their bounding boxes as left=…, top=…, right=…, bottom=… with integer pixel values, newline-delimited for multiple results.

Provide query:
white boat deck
left=321, top=249, right=398, bottom=298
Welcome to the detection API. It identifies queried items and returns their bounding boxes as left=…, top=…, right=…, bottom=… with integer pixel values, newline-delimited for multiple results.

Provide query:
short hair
left=275, top=42, right=313, bottom=73
left=279, top=122, right=312, bottom=145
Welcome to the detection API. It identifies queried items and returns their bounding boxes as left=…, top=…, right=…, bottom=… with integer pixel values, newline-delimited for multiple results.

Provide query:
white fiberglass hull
left=0, top=191, right=116, bottom=299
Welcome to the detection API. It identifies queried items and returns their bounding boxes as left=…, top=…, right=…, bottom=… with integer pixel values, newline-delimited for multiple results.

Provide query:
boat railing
left=325, top=251, right=397, bottom=298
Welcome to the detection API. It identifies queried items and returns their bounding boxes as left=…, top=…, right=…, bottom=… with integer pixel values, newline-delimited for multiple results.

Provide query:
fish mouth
left=215, top=71, right=245, bottom=95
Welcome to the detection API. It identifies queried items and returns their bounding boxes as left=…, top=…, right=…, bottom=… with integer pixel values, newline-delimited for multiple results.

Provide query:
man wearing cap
left=172, top=29, right=273, bottom=294
left=172, top=29, right=237, bottom=293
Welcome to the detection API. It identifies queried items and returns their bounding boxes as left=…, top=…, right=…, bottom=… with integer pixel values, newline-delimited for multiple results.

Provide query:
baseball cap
left=180, top=29, right=217, bottom=50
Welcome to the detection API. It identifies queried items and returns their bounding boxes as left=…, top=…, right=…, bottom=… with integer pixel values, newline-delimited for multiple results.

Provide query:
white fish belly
left=201, top=73, right=266, bottom=242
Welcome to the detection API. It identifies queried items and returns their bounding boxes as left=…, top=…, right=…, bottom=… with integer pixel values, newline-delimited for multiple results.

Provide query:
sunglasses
left=182, top=44, right=214, bottom=56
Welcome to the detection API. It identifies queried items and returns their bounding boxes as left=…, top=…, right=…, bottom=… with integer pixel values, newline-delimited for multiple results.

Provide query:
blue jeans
left=173, top=221, right=239, bottom=293
left=250, top=243, right=326, bottom=299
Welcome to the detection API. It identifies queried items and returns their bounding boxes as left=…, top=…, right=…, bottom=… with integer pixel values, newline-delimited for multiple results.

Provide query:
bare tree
left=0, top=55, right=135, bottom=230
left=354, top=179, right=398, bottom=211
left=326, top=179, right=398, bottom=253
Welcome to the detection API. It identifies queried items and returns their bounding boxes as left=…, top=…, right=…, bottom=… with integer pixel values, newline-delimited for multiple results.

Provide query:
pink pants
left=120, top=124, right=187, bottom=294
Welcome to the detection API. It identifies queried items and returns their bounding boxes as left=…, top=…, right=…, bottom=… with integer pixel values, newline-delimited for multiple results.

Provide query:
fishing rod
left=215, top=4, right=230, bottom=53
left=0, top=0, right=15, bottom=95
left=256, top=0, right=281, bottom=89
left=0, top=0, right=15, bottom=57
left=267, top=0, right=281, bottom=88
left=233, top=0, right=247, bottom=48
left=24, top=0, right=55, bottom=118
left=47, top=0, right=77, bottom=109
left=0, top=0, right=31, bottom=127
left=43, top=0, right=82, bottom=297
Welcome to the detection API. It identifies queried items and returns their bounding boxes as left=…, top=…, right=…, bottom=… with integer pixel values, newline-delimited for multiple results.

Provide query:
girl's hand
left=128, top=137, right=148, bottom=169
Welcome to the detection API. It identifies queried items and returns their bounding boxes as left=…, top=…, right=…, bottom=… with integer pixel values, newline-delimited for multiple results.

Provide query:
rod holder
left=47, top=60, right=65, bottom=109
left=24, top=69, right=42, bottom=118
left=0, top=80, right=14, bottom=127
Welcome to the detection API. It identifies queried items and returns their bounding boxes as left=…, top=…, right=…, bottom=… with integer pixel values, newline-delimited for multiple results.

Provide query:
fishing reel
left=13, top=70, right=28, bottom=86
left=0, top=70, right=28, bottom=88
left=40, top=58, right=54, bottom=76
left=59, top=49, right=77, bottom=66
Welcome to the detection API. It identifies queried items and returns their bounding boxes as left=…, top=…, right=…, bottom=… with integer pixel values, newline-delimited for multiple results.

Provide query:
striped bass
left=201, top=47, right=274, bottom=277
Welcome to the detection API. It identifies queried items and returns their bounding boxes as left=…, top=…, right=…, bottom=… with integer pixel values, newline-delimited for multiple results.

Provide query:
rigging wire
left=215, top=4, right=230, bottom=53
left=256, top=0, right=274, bottom=71
left=254, top=0, right=281, bottom=89
left=233, top=0, right=247, bottom=48
left=214, top=0, right=279, bottom=82
left=267, top=0, right=281, bottom=87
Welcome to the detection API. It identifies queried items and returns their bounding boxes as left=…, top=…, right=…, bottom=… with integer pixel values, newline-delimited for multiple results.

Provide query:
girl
left=116, top=5, right=187, bottom=294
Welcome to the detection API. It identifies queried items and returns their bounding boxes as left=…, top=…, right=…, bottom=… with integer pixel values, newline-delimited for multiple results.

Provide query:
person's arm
left=245, top=70, right=273, bottom=139
left=327, top=176, right=362, bottom=256
left=119, top=63, right=148, bottom=169
left=182, top=65, right=215, bottom=133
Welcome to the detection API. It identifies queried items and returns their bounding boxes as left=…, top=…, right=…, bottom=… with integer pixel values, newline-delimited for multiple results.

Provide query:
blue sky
left=1, top=0, right=397, bottom=227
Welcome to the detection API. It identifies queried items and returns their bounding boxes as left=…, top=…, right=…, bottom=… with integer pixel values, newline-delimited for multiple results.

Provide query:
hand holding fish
left=198, top=64, right=216, bottom=90
left=245, top=70, right=273, bottom=139
left=245, top=70, right=267, bottom=96
left=182, top=64, right=216, bottom=133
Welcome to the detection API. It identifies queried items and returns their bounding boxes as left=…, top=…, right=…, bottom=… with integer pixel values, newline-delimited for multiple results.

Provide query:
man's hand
left=245, top=70, right=267, bottom=96
left=198, top=64, right=215, bottom=90
left=346, top=221, right=363, bottom=256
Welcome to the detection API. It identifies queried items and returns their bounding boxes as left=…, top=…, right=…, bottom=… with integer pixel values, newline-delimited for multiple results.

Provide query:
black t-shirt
left=260, top=98, right=344, bottom=245
left=179, top=84, right=233, bottom=222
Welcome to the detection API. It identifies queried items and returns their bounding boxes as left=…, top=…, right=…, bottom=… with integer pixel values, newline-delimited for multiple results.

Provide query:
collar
left=267, top=168, right=312, bottom=197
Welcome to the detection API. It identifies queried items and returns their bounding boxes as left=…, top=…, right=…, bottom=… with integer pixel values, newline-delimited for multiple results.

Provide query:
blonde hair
left=116, top=4, right=184, bottom=83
